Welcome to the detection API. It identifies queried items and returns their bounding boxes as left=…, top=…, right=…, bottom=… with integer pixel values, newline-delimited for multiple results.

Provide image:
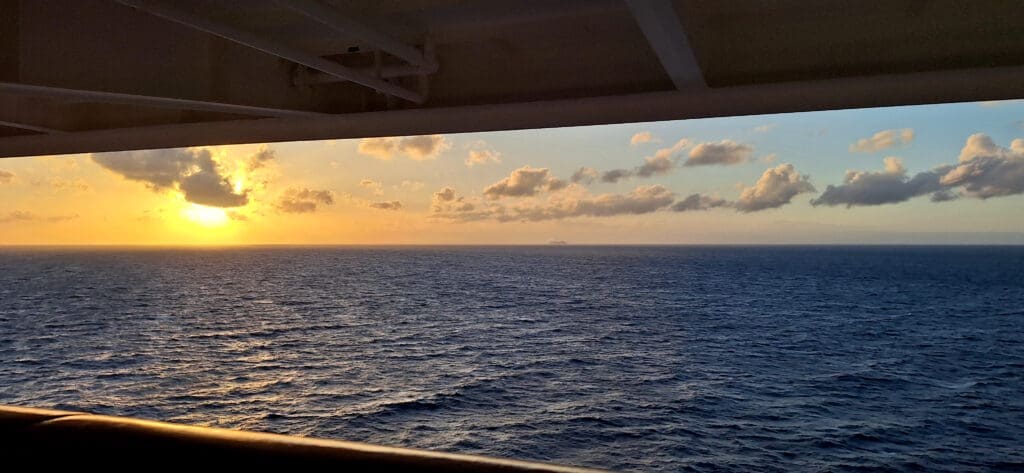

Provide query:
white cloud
left=358, top=135, right=451, bottom=160
left=735, top=164, right=816, bottom=212
left=849, top=128, right=915, bottom=153
left=466, top=149, right=501, bottom=167
left=630, top=131, right=659, bottom=145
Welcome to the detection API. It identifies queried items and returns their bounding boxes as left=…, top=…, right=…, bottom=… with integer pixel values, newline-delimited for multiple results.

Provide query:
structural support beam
left=0, top=119, right=64, bottom=134
left=0, top=82, right=325, bottom=118
left=115, top=0, right=424, bottom=104
left=625, top=0, right=705, bottom=90
left=4, top=65, right=1024, bottom=158
left=275, top=0, right=431, bottom=68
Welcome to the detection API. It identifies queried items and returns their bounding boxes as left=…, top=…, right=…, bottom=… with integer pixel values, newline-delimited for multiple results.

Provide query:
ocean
left=1, top=246, right=1022, bottom=471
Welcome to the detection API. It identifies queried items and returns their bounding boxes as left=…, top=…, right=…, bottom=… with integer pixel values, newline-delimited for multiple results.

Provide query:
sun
left=182, top=204, right=229, bottom=227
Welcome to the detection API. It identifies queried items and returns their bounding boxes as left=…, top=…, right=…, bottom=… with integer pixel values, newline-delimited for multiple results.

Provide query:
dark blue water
left=1, top=246, right=1023, bottom=471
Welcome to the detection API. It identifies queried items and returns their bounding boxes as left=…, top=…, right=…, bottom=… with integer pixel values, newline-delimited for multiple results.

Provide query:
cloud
left=226, top=210, right=249, bottom=221
left=358, top=135, right=451, bottom=160
left=465, top=149, right=501, bottom=167
left=810, top=157, right=952, bottom=207
left=753, top=124, right=775, bottom=133
left=812, top=134, right=1024, bottom=207
left=940, top=133, right=1024, bottom=198
left=685, top=140, right=753, bottom=167
left=636, top=154, right=674, bottom=177
left=92, top=148, right=248, bottom=207
left=671, top=193, right=730, bottom=212
left=246, top=145, right=276, bottom=171
left=483, top=166, right=566, bottom=199
left=570, top=167, right=599, bottom=184
left=178, top=170, right=248, bottom=207
left=431, top=186, right=476, bottom=213
left=735, top=163, right=816, bottom=212
left=761, top=153, right=778, bottom=164
left=369, top=200, right=403, bottom=211
left=433, top=185, right=675, bottom=222
left=32, top=177, right=90, bottom=192
left=601, top=168, right=633, bottom=183
left=0, top=169, right=13, bottom=183
left=849, top=128, right=915, bottom=153
left=0, top=211, right=78, bottom=223
left=630, top=131, right=658, bottom=145
left=275, top=187, right=335, bottom=213
left=360, top=178, right=384, bottom=196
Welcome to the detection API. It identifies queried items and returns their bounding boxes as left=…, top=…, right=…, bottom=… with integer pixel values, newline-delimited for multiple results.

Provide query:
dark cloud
left=635, top=154, right=674, bottom=177
left=735, top=164, right=816, bottom=212
left=570, top=167, right=599, bottom=184
left=601, top=168, right=633, bottom=183
left=370, top=200, right=403, bottom=211
left=812, top=134, right=1024, bottom=207
left=671, top=193, right=730, bottom=212
left=431, top=187, right=475, bottom=213
left=275, top=187, right=335, bottom=213
left=483, top=166, right=566, bottom=199
left=246, top=146, right=276, bottom=171
left=684, top=140, right=753, bottom=167
left=810, top=157, right=951, bottom=207
left=92, top=148, right=248, bottom=208
left=178, top=170, right=248, bottom=207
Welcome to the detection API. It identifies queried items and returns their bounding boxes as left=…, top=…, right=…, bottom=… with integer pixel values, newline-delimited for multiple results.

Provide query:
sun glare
left=183, top=204, right=229, bottom=227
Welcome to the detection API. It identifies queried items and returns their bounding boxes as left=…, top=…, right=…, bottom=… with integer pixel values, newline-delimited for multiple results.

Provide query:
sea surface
left=1, top=246, right=1023, bottom=471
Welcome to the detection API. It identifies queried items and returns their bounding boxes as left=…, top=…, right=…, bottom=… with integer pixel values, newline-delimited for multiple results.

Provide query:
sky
left=1, top=100, right=1023, bottom=245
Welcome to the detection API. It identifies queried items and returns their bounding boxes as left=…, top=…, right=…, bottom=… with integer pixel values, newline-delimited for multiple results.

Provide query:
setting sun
left=182, top=204, right=228, bottom=227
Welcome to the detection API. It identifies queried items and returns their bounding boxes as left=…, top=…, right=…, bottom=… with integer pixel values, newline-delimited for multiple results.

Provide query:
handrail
left=0, top=404, right=605, bottom=471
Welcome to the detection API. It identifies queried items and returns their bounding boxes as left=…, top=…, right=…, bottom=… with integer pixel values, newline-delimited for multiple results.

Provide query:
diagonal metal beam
left=0, top=119, right=65, bottom=134
left=0, top=82, right=325, bottom=118
left=274, top=0, right=430, bottom=68
left=625, top=0, right=705, bottom=90
left=115, top=0, right=424, bottom=104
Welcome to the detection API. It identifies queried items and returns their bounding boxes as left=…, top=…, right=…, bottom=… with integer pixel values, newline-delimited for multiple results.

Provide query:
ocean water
left=1, top=246, right=1023, bottom=472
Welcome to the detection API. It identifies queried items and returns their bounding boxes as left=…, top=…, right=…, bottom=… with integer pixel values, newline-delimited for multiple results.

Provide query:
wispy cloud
left=0, top=210, right=79, bottom=223
left=369, top=200, right=403, bottom=211
left=0, top=169, right=13, bottom=183
left=360, top=178, right=384, bottom=196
